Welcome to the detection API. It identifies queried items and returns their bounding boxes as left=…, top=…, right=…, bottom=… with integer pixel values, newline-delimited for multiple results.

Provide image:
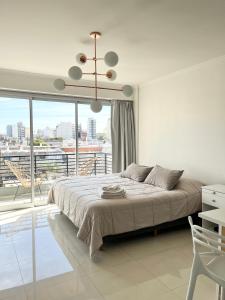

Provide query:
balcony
left=0, top=152, right=112, bottom=204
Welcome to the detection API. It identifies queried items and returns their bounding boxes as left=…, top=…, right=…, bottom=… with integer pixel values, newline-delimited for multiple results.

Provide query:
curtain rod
left=0, top=88, right=134, bottom=103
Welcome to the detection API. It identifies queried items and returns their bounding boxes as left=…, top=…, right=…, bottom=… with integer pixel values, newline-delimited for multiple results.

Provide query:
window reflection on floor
left=0, top=206, right=73, bottom=290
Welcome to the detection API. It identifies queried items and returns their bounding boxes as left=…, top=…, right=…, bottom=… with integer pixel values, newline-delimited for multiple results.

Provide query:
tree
left=33, top=139, right=48, bottom=146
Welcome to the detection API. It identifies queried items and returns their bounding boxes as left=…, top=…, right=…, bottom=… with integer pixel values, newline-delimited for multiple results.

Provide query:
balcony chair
left=78, top=157, right=98, bottom=176
left=4, top=160, right=43, bottom=200
left=187, top=216, right=225, bottom=300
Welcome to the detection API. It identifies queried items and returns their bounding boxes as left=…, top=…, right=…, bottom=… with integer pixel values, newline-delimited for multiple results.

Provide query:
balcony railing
left=0, top=152, right=112, bottom=187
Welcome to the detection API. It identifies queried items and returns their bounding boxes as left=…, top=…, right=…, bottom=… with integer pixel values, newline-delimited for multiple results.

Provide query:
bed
left=48, top=174, right=202, bottom=258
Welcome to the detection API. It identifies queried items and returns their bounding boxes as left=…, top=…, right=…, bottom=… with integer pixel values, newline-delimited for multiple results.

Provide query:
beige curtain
left=111, top=100, right=136, bottom=173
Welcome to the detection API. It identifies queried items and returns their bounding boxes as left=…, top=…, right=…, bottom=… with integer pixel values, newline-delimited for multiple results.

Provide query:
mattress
left=48, top=174, right=202, bottom=258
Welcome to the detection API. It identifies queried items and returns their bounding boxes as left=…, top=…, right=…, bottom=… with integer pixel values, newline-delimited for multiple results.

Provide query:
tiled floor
left=0, top=205, right=217, bottom=300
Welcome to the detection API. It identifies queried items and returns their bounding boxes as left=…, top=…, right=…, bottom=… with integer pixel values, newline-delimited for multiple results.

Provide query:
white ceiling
left=1, top=0, right=225, bottom=84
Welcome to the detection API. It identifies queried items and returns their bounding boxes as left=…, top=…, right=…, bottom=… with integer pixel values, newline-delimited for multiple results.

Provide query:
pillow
left=144, top=165, right=184, bottom=190
left=121, top=163, right=153, bottom=182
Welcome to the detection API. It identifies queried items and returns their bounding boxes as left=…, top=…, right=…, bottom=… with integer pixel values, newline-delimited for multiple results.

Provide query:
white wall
left=0, top=68, right=131, bottom=101
left=138, top=56, right=225, bottom=184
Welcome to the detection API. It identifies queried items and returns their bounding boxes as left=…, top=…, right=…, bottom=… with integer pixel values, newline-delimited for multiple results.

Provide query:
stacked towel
left=99, top=185, right=126, bottom=199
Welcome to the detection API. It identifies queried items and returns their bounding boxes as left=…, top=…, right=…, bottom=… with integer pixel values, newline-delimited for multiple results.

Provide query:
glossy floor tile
left=0, top=205, right=218, bottom=299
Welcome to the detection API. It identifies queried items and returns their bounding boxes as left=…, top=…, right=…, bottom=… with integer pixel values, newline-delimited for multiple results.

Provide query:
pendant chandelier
left=53, top=31, right=133, bottom=113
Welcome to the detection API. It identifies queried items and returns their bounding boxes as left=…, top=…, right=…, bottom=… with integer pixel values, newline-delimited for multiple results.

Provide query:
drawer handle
left=212, top=199, right=216, bottom=203
left=213, top=191, right=216, bottom=195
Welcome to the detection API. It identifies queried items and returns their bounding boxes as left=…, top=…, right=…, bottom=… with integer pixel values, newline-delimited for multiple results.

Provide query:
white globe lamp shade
left=76, top=53, right=87, bottom=64
left=104, top=51, right=119, bottom=67
left=53, top=79, right=65, bottom=91
left=90, top=101, right=102, bottom=113
left=106, top=70, right=117, bottom=81
left=122, top=85, right=133, bottom=97
left=68, top=66, right=82, bottom=80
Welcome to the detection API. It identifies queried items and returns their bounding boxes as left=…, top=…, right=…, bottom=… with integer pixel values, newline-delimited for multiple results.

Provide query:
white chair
left=187, top=216, right=225, bottom=300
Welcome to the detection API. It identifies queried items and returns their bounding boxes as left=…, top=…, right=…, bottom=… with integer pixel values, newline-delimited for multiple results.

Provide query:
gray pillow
left=144, top=165, right=184, bottom=190
left=121, top=163, right=153, bottom=182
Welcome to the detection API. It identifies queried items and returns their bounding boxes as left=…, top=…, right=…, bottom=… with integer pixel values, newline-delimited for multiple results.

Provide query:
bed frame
left=103, top=212, right=200, bottom=243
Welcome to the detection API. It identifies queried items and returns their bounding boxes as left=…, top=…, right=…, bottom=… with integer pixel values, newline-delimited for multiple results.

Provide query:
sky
left=0, top=98, right=111, bottom=134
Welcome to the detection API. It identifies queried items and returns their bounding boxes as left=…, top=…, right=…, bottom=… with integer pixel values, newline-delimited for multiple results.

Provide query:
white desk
left=202, top=185, right=225, bottom=231
left=199, top=208, right=225, bottom=300
left=199, top=208, right=225, bottom=236
left=199, top=208, right=225, bottom=226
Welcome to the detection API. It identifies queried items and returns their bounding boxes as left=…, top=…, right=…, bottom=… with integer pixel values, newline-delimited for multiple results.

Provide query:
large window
left=0, top=96, right=112, bottom=210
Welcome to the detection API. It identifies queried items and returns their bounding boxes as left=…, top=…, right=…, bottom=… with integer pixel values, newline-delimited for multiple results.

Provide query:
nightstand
left=202, top=184, right=225, bottom=231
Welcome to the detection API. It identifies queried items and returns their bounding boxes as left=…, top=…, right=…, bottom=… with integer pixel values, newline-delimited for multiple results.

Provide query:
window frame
left=0, top=90, right=111, bottom=209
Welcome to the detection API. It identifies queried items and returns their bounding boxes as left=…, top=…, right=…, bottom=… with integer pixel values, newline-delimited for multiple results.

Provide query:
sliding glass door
left=0, top=97, right=33, bottom=211
left=77, top=103, right=112, bottom=175
left=32, top=100, right=76, bottom=205
left=0, top=95, right=112, bottom=210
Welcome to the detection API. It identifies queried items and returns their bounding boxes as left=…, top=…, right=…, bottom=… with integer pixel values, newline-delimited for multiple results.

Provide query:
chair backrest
left=188, top=216, right=225, bottom=256
left=78, top=157, right=98, bottom=176
left=4, top=160, right=31, bottom=187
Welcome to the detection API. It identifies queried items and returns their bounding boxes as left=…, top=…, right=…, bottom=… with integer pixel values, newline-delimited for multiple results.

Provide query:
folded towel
left=101, top=192, right=126, bottom=199
left=99, top=185, right=126, bottom=199
left=102, top=185, right=121, bottom=193
left=101, top=190, right=125, bottom=196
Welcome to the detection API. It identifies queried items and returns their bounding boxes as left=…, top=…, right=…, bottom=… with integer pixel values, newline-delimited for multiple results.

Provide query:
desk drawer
left=202, top=191, right=225, bottom=208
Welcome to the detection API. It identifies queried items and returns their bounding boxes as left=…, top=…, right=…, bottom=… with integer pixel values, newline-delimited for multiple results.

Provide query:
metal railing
left=0, top=152, right=112, bottom=186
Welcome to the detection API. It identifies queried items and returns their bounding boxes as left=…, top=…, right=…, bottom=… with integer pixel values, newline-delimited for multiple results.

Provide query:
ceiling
left=1, top=0, right=225, bottom=84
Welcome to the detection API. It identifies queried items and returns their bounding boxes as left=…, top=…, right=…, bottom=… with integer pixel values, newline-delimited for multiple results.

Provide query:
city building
left=87, top=118, right=96, bottom=140
left=6, top=124, right=18, bottom=138
left=80, top=131, right=87, bottom=142
left=17, top=122, right=26, bottom=142
left=37, top=127, right=55, bottom=139
left=6, top=125, right=12, bottom=137
left=25, top=127, right=30, bottom=139
left=6, top=123, right=29, bottom=142
left=56, top=122, right=75, bottom=139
